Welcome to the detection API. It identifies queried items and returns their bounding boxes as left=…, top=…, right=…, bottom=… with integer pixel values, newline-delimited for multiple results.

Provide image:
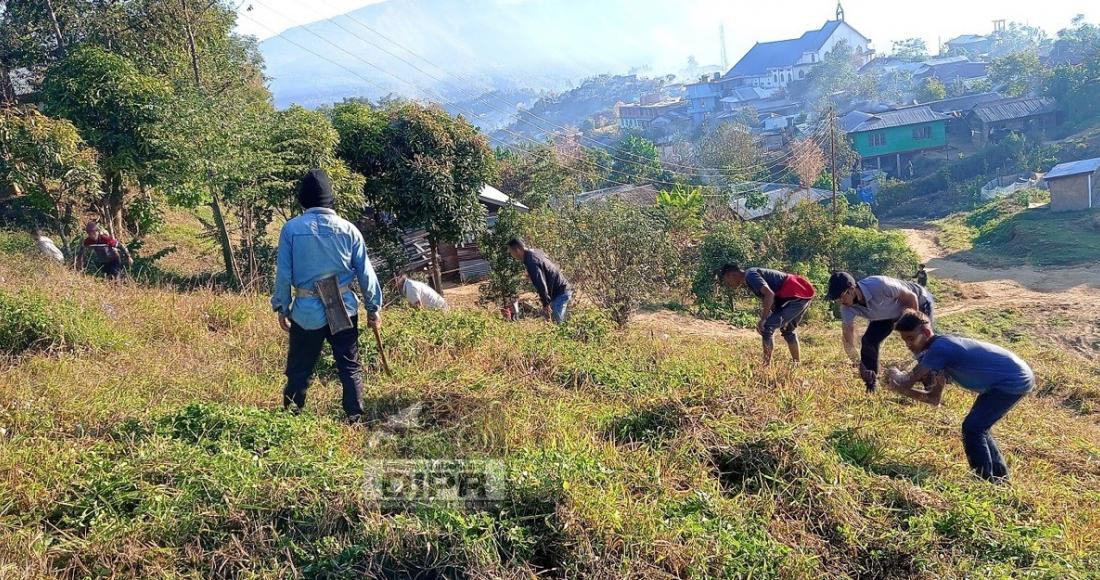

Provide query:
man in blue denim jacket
left=271, top=169, right=383, bottom=423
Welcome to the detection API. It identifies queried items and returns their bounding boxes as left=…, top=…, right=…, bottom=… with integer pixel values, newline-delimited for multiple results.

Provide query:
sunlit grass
left=1, top=252, right=1099, bottom=577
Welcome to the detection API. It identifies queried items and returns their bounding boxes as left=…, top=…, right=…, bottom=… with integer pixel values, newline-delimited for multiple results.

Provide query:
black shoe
left=284, top=405, right=302, bottom=416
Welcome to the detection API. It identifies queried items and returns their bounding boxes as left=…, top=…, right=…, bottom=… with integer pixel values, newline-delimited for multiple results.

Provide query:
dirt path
left=898, top=227, right=1100, bottom=355
left=901, top=228, right=1100, bottom=294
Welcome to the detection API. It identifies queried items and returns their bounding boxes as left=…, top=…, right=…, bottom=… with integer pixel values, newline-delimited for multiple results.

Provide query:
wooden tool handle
left=372, top=325, right=392, bottom=376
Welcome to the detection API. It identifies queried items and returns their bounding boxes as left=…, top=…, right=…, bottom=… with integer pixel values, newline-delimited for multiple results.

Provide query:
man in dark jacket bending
left=508, top=239, right=571, bottom=323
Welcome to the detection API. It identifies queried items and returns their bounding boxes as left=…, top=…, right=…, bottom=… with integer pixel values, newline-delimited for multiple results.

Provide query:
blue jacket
left=271, top=208, right=382, bottom=331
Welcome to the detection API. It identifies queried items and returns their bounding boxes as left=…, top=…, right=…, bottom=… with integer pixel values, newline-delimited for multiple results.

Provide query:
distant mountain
left=258, top=0, right=722, bottom=115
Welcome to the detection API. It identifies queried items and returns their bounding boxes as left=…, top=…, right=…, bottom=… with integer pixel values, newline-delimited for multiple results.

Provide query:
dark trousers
left=94, top=260, right=123, bottom=279
left=284, top=316, right=365, bottom=417
left=962, top=390, right=1027, bottom=480
left=860, top=300, right=935, bottom=373
left=761, top=298, right=812, bottom=349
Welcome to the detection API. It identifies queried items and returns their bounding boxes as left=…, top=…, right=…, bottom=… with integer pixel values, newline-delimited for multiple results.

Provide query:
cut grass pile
left=1, top=251, right=1100, bottom=578
left=934, top=190, right=1100, bottom=267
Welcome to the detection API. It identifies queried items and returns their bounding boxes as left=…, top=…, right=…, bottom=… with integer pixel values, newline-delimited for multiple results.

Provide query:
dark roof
left=729, top=183, right=833, bottom=220
left=572, top=184, right=660, bottom=206
left=1044, top=157, right=1100, bottom=180
left=840, top=106, right=947, bottom=133
left=914, top=60, right=989, bottom=82
left=946, top=34, right=988, bottom=46
left=970, top=97, right=1057, bottom=124
left=726, top=20, right=867, bottom=78
left=913, top=92, right=1003, bottom=114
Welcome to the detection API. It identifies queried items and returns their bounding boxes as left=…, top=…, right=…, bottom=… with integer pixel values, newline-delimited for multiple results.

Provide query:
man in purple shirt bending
left=886, top=309, right=1034, bottom=482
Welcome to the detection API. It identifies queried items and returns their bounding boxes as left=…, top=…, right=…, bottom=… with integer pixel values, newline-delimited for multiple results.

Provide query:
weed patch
left=0, top=289, right=120, bottom=356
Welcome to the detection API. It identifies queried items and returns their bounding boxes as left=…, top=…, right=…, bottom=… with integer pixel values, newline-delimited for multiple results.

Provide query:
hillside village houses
left=597, top=5, right=1068, bottom=209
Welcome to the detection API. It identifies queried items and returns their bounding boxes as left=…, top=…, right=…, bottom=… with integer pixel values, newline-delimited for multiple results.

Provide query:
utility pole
left=829, top=107, right=838, bottom=217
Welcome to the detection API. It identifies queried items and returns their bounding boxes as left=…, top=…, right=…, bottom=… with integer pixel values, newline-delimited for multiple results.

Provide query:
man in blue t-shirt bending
left=885, top=309, right=1034, bottom=482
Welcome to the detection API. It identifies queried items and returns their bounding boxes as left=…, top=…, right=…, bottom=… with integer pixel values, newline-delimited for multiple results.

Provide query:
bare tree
left=788, top=137, right=825, bottom=191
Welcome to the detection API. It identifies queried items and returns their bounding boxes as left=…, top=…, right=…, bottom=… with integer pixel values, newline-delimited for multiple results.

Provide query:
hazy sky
left=236, top=0, right=1094, bottom=65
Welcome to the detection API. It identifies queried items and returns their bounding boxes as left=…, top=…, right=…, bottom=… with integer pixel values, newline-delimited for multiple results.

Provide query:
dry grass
left=1, top=246, right=1100, bottom=578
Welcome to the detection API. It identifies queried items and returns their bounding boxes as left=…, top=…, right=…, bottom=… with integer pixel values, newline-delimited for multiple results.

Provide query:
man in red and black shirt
left=718, top=263, right=816, bottom=366
left=80, top=221, right=130, bottom=279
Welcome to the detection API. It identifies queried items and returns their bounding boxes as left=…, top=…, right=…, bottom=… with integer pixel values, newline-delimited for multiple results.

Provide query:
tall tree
left=696, top=122, right=764, bottom=194
left=916, top=77, right=947, bottom=102
left=891, top=38, right=929, bottom=62
left=608, top=135, right=662, bottom=186
left=40, top=46, right=173, bottom=237
left=495, top=143, right=578, bottom=209
left=990, top=51, right=1046, bottom=97
left=0, top=108, right=100, bottom=250
left=333, top=100, right=496, bottom=291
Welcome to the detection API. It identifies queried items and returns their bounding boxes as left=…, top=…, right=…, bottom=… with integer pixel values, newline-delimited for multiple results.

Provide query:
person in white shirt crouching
left=31, top=227, right=65, bottom=263
left=395, top=272, right=448, bottom=310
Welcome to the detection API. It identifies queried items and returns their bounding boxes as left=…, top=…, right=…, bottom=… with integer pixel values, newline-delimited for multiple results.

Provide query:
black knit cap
left=825, top=271, right=858, bottom=300
left=297, top=169, right=335, bottom=209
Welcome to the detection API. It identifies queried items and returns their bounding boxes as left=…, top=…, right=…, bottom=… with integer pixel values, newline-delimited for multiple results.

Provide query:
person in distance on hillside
left=271, top=169, right=383, bottom=425
left=78, top=221, right=131, bottom=280
left=31, top=227, right=65, bottom=263
left=886, top=309, right=1033, bottom=482
left=915, top=264, right=928, bottom=288
left=825, top=271, right=934, bottom=392
left=394, top=272, right=448, bottom=310
left=717, top=263, right=816, bottom=366
left=508, top=238, right=571, bottom=324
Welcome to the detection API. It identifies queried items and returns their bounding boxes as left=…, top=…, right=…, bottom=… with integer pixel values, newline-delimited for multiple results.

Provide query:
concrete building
left=1044, top=158, right=1100, bottom=213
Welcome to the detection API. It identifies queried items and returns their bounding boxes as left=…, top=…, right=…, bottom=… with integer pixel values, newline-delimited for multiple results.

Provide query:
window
left=799, top=70, right=805, bottom=79
left=912, top=126, right=932, bottom=140
left=870, top=132, right=886, bottom=147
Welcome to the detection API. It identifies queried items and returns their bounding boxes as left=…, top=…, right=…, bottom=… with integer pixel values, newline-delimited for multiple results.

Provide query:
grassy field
left=2, top=236, right=1100, bottom=578
left=933, top=191, right=1100, bottom=267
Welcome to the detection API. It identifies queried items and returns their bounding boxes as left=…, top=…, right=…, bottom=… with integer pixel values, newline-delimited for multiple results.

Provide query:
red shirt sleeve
left=84, top=235, right=118, bottom=247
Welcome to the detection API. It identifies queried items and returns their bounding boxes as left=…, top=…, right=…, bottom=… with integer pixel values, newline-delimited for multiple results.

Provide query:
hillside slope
left=258, top=0, right=702, bottom=109
left=1, top=241, right=1100, bottom=577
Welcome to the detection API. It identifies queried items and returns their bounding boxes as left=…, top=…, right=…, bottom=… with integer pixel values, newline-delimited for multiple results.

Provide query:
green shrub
left=0, top=289, right=117, bottom=356
left=0, top=230, right=31, bottom=253
left=524, top=201, right=680, bottom=327
left=833, top=225, right=919, bottom=279
left=692, top=200, right=913, bottom=320
left=555, top=307, right=613, bottom=343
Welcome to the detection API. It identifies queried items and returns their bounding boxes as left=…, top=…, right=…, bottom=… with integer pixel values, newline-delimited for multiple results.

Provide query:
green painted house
left=841, top=106, right=948, bottom=176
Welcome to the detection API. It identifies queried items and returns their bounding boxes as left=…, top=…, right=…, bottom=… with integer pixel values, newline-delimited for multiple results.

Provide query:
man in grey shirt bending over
left=825, top=271, right=934, bottom=392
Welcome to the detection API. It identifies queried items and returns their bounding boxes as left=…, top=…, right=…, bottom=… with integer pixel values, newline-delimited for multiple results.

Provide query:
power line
left=257, top=0, right=811, bottom=179
left=241, top=7, right=829, bottom=194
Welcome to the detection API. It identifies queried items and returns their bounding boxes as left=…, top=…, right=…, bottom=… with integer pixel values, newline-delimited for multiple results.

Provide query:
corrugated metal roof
left=913, top=61, right=989, bottom=82
left=841, top=106, right=947, bottom=133
left=1044, top=157, right=1100, bottom=180
left=912, top=92, right=1003, bottom=113
left=479, top=184, right=528, bottom=210
left=970, top=97, right=1057, bottom=124
left=729, top=184, right=833, bottom=220
left=572, top=184, right=659, bottom=206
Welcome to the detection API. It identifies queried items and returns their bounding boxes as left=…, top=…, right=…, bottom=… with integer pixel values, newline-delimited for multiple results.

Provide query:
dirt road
left=898, top=227, right=1100, bottom=355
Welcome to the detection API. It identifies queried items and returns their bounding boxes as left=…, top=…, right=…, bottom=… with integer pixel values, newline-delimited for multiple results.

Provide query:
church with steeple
left=721, top=1, right=873, bottom=89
